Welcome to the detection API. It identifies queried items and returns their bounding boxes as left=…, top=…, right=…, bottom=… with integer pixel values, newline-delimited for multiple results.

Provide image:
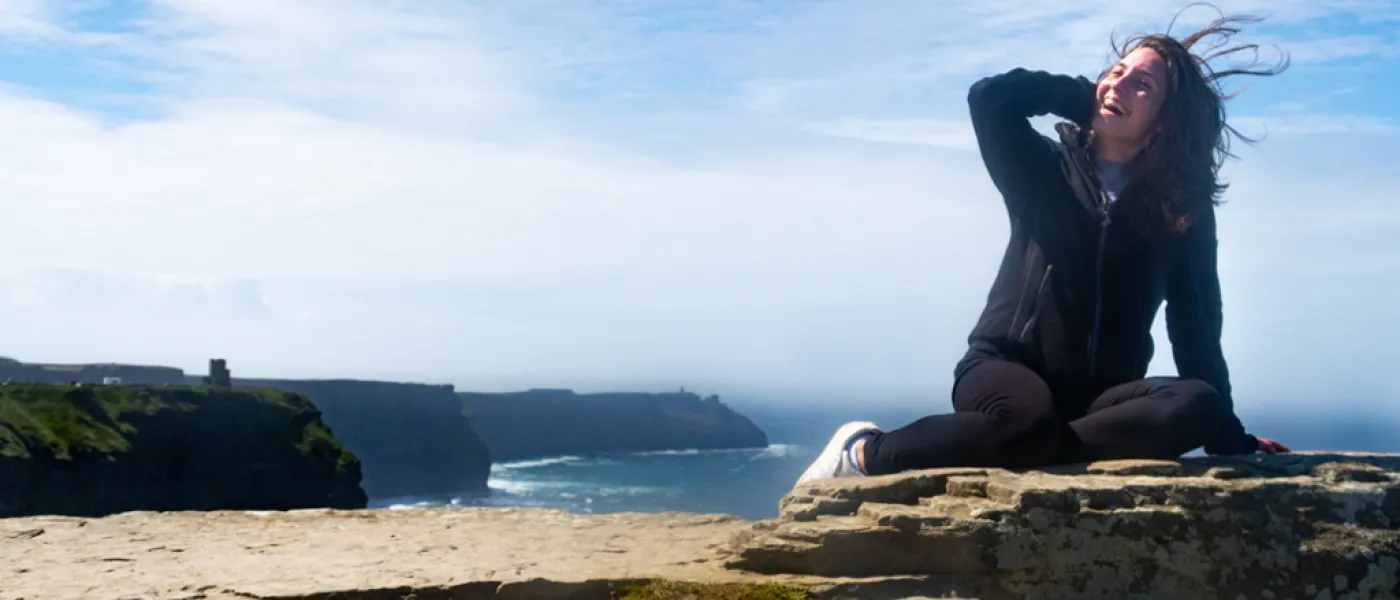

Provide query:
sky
left=0, top=1, right=1397, bottom=410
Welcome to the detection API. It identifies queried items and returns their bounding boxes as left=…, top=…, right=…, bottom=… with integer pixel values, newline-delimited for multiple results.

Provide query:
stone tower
left=205, top=358, right=231, bottom=388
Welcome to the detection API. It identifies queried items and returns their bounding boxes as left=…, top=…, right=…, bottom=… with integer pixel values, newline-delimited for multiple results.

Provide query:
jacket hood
left=1054, top=120, right=1090, bottom=148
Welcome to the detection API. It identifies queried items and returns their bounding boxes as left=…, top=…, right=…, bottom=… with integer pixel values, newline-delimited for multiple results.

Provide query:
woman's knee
left=1168, top=379, right=1227, bottom=424
left=953, top=358, right=1056, bottom=432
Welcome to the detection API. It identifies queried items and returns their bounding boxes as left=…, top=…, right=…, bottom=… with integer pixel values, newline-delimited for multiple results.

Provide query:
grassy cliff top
left=0, top=383, right=349, bottom=464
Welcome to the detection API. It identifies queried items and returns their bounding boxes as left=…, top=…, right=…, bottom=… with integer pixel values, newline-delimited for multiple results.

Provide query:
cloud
left=1235, top=113, right=1400, bottom=136
left=739, top=79, right=827, bottom=115
left=0, top=0, right=62, bottom=41
left=1265, top=34, right=1400, bottom=63
left=801, top=118, right=976, bottom=150
left=131, top=1, right=526, bottom=128
left=0, top=267, right=274, bottom=317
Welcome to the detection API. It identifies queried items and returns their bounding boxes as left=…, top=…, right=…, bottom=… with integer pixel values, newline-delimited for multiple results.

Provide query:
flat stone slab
left=1, top=507, right=963, bottom=600
left=1, top=508, right=746, bottom=599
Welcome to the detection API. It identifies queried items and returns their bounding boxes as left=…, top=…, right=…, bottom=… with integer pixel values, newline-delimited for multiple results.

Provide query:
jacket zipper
left=1087, top=175, right=1112, bottom=376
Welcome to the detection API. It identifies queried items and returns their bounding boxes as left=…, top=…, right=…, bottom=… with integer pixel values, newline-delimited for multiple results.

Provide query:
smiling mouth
left=1102, top=98, right=1127, bottom=117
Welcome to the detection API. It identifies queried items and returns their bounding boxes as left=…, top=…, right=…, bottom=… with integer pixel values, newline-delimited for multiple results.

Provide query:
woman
left=797, top=11, right=1292, bottom=486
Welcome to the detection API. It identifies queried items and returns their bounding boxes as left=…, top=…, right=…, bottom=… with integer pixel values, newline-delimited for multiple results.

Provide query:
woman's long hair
left=1103, top=4, right=1289, bottom=236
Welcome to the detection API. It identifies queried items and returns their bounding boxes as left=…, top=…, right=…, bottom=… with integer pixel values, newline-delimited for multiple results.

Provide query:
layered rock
left=234, top=378, right=491, bottom=499
left=461, top=389, right=769, bottom=461
left=725, top=452, right=1400, bottom=599
left=0, top=383, right=365, bottom=517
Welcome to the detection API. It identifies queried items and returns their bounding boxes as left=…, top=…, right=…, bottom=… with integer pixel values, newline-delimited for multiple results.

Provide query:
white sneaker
left=794, top=421, right=880, bottom=487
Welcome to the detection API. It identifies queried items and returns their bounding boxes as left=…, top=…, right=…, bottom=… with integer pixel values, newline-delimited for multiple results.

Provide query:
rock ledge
left=3, top=452, right=1397, bottom=600
left=724, top=452, right=1400, bottom=599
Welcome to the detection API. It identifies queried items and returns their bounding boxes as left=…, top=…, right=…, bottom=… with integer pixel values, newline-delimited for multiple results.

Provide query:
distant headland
left=462, top=388, right=769, bottom=462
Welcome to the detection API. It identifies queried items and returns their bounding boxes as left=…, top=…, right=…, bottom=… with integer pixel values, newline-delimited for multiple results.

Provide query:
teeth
left=1103, top=99, right=1125, bottom=116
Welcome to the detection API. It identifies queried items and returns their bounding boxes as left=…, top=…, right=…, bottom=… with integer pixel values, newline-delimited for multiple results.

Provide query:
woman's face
left=1094, top=47, right=1169, bottom=149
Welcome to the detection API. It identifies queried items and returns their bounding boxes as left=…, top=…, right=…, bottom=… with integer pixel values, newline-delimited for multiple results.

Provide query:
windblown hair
left=1100, top=4, right=1289, bottom=235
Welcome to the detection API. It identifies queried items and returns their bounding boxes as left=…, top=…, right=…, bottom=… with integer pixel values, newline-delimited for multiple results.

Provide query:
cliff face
left=461, top=389, right=769, bottom=461
left=0, top=357, right=186, bottom=385
left=233, top=379, right=491, bottom=499
left=0, top=383, right=366, bottom=518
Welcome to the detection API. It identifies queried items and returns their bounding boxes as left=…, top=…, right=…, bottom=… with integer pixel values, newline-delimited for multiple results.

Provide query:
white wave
left=488, top=479, right=532, bottom=494
left=750, top=444, right=806, bottom=460
left=489, top=476, right=676, bottom=499
left=488, top=478, right=575, bottom=495
left=386, top=501, right=438, bottom=510
left=568, top=458, right=621, bottom=467
left=596, top=485, right=680, bottom=497
left=494, top=455, right=585, bottom=470
left=633, top=449, right=703, bottom=457
left=633, top=444, right=805, bottom=460
left=632, top=446, right=772, bottom=457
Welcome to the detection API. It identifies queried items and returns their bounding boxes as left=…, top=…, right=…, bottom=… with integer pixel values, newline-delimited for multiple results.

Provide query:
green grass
left=0, top=383, right=353, bottom=466
left=0, top=385, right=131, bottom=459
left=611, top=580, right=810, bottom=600
left=296, top=419, right=360, bottom=474
left=0, top=420, right=29, bottom=458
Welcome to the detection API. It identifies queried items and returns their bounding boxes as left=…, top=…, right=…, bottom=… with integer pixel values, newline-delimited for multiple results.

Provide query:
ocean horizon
left=371, top=397, right=1400, bottom=521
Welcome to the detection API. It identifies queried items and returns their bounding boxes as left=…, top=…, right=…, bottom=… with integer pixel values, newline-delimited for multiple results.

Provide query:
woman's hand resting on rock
left=1257, top=437, right=1291, bottom=454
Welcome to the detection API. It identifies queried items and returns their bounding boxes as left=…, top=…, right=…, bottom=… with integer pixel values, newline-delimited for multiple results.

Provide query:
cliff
left=231, top=378, right=491, bottom=499
left=3, top=452, right=1395, bottom=599
left=460, top=389, right=769, bottom=461
left=0, top=356, right=186, bottom=385
left=0, top=383, right=365, bottom=518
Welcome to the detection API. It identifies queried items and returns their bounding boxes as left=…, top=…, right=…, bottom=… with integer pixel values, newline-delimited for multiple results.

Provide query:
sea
left=369, top=398, right=1400, bottom=521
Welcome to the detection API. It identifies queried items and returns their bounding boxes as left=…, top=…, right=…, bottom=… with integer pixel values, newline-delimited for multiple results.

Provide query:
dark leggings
left=861, top=358, right=1229, bottom=475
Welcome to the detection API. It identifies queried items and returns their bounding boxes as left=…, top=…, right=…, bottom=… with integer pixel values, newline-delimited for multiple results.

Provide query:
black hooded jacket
left=959, top=67, right=1257, bottom=456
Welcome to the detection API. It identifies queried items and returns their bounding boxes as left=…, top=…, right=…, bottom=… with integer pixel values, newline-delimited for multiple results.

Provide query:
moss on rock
left=612, top=580, right=810, bottom=600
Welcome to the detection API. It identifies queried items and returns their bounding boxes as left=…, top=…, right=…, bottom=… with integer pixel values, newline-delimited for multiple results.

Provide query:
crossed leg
left=861, top=358, right=1079, bottom=474
left=861, top=359, right=1229, bottom=475
left=1069, top=377, right=1229, bottom=462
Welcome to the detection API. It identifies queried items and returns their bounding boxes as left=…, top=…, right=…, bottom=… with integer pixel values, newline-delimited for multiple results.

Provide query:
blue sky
left=1, top=1, right=1397, bottom=411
